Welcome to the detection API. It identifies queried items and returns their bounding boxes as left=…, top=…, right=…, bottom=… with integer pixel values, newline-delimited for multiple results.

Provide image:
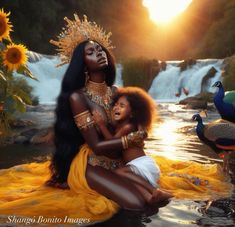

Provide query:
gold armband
left=121, top=136, right=128, bottom=150
left=73, top=110, right=94, bottom=130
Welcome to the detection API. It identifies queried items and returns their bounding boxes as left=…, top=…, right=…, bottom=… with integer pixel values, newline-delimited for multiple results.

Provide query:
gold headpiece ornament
left=50, top=14, right=114, bottom=66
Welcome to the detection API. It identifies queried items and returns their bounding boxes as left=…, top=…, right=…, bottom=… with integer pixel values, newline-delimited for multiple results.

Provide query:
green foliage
left=0, top=9, right=37, bottom=141
left=222, top=59, right=235, bottom=91
left=122, top=57, right=158, bottom=91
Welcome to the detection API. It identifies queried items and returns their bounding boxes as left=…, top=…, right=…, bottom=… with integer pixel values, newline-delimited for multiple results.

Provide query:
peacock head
left=212, top=81, right=222, bottom=88
left=192, top=114, right=202, bottom=122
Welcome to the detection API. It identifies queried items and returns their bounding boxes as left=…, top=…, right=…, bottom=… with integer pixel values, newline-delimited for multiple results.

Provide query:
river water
left=0, top=103, right=234, bottom=227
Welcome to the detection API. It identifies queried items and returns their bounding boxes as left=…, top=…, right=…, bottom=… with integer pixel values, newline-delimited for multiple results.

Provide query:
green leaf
left=0, top=70, right=7, bottom=82
left=17, top=65, right=38, bottom=81
left=12, top=95, right=26, bottom=112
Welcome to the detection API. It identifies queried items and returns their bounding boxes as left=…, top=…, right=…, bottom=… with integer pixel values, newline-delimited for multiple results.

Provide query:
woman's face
left=84, top=41, right=108, bottom=72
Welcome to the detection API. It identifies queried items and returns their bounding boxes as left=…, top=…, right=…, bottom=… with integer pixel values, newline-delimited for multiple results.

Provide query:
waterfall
left=148, top=59, right=223, bottom=102
left=13, top=53, right=67, bottom=104
left=18, top=52, right=222, bottom=104
left=17, top=53, right=123, bottom=104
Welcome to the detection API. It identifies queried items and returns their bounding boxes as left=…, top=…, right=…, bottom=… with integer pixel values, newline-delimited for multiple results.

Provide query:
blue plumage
left=212, top=81, right=235, bottom=123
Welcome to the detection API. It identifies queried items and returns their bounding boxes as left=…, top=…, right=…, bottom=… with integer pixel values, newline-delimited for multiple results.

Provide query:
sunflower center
left=6, top=47, right=22, bottom=64
left=0, top=16, right=7, bottom=35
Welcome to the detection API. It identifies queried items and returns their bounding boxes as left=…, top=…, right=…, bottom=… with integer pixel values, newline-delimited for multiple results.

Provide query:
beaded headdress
left=50, top=14, right=114, bottom=66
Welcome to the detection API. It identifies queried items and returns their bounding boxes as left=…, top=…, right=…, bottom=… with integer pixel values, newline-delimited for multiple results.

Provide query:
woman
left=0, top=15, right=232, bottom=226
left=48, top=39, right=156, bottom=210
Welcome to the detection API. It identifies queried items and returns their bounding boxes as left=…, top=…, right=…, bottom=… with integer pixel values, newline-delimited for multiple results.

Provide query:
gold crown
left=50, top=14, right=114, bottom=66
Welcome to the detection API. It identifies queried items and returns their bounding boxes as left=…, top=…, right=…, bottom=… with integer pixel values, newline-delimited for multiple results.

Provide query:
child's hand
left=92, top=111, right=105, bottom=126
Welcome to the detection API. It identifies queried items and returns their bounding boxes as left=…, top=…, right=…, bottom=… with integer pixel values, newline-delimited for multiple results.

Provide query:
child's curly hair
left=112, top=87, right=158, bottom=132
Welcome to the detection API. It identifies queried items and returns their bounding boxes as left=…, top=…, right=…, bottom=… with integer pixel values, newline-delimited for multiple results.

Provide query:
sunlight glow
left=143, top=0, right=192, bottom=24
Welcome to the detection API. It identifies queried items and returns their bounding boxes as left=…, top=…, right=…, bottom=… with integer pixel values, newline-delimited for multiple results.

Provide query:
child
left=93, top=87, right=172, bottom=204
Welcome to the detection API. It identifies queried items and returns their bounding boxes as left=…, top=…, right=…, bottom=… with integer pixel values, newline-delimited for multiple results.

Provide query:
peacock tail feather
left=224, top=90, right=235, bottom=106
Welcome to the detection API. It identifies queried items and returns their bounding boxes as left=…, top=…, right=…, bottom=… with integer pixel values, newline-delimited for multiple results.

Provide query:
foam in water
left=23, top=54, right=123, bottom=104
left=14, top=53, right=67, bottom=104
left=14, top=52, right=222, bottom=104
left=148, top=59, right=222, bottom=101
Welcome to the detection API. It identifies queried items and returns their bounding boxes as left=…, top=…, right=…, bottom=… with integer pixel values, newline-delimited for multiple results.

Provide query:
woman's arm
left=92, top=110, right=114, bottom=140
left=93, top=110, right=135, bottom=139
left=70, top=92, right=146, bottom=157
left=70, top=92, right=123, bottom=158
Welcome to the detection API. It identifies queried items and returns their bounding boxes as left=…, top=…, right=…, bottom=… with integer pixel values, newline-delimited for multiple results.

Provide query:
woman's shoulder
left=69, top=89, right=86, bottom=103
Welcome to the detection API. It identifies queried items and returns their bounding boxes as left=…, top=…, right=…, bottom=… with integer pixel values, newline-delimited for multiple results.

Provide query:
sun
left=143, top=0, right=192, bottom=25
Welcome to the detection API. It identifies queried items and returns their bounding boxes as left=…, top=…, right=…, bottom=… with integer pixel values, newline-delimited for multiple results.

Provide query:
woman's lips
left=98, top=57, right=107, bottom=63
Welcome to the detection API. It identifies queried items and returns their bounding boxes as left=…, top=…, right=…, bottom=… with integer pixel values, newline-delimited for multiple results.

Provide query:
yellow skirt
left=0, top=144, right=233, bottom=225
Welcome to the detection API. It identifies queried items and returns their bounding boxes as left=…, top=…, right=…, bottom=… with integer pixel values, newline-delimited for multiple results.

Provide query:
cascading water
left=148, top=59, right=223, bottom=102
left=20, top=52, right=222, bottom=104
left=19, top=52, right=123, bottom=104
left=14, top=53, right=67, bottom=104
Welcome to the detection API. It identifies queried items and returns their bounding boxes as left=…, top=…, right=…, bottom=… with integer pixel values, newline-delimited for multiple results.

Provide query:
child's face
left=112, top=96, right=132, bottom=122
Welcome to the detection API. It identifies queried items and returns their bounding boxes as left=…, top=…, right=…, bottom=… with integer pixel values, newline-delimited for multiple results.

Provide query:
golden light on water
left=143, top=0, right=192, bottom=24
left=150, top=120, right=183, bottom=156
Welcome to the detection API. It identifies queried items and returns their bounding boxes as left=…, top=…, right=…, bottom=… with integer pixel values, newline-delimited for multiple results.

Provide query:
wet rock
left=26, top=105, right=46, bottom=112
left=10, top=119, right=35, bottom=128
left=187, top=58, right=196, bottom=66
left=179, top=96, right=207, bottom=109
left=13, top=128, right=40, bottom=144
left=12, top=127, right=54, bottom=145
left=20, top=128, right=40, bottom=138
left=14, top=135, right=28, bottom=144
left=178, top=60, right=188, bottom=71
left=30, top=127, right=54, bottom=145
left=201, top=67, right=217, bottom=93
left=160, top=61, right=167, bottom=71
left=177, top=59, right=196, bottom=71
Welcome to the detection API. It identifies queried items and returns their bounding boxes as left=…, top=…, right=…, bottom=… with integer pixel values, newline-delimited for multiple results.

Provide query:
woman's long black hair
left=48, top=40, right=116, bottom=185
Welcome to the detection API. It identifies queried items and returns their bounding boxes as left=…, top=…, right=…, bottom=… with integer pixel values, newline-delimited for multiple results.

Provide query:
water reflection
left=1, top=103, right=234, bottom=226
left=91, top=103, right=235, bottom=227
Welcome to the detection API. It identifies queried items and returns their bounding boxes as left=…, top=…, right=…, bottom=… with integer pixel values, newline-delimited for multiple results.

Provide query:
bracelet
left=121, top=136, right=128, bottom=150
left=73, top=110, right=94, bottom=130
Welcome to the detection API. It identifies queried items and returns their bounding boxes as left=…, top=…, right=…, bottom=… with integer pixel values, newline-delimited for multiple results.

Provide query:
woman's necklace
left=85, top=80, right=112, bottom=122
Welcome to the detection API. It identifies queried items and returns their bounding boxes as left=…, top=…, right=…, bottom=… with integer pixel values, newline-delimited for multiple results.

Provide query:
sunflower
left=2, top=43, right=28, bottom=71
left=0, top=8, right=13, bottom=41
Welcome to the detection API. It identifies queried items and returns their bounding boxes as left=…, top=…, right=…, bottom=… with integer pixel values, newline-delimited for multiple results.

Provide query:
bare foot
left=148, top=188, right=173, bottom=204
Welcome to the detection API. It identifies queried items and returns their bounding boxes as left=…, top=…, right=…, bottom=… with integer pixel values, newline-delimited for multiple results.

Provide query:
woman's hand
left=92, top=111, right=105, bottom=127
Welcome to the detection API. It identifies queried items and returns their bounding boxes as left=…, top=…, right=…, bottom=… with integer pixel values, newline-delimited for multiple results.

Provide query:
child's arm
left=93, top=111, right=135, bottom=139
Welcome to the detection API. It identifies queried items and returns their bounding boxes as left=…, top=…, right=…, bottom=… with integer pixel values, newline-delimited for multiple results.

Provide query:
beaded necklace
left=85, top=80, right=112, bottom=122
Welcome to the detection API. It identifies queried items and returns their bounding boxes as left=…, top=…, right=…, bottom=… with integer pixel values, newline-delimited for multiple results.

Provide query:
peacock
left=192, top=114, right=235, bottom=173
left=212, top=81, right=235, bottom=123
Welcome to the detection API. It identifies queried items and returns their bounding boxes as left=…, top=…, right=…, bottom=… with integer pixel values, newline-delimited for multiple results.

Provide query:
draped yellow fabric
left=152, top=155, right=233, bottom=200
left=0, top=144, right=233, bottom=226
left=0, top=144, right=119, bottom=226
